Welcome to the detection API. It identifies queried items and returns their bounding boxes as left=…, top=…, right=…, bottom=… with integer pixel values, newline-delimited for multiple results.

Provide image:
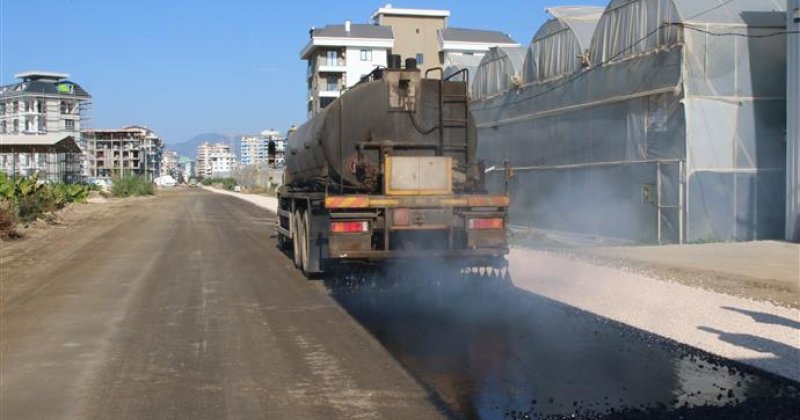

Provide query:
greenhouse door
left=656, top=161, right=683, bottom=244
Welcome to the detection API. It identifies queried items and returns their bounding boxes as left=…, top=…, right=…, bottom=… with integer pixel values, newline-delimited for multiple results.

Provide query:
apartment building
left=301, top=21, right=393, bottom=117
left=439, top=27, right=519, bottom=86
left=0, top=71, right=91, bottom=182
left=179, top=157, right=195, bottom=181
left=301, top=6, right=518, bottom=116
left=161, top=150, right=179, bottom=177
left=82, top=125, right=164, bottom=181
left=196, top=142, right=236, bottom=179
left=241, top=129, right=286, bottom=166
left=371, top=5, right=450, bottom=75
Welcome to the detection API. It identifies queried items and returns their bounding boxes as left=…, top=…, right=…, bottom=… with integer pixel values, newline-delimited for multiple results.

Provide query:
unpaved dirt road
left=1, top=189, right=798, bottom=420
left=0, top=190, right=442, bottom=420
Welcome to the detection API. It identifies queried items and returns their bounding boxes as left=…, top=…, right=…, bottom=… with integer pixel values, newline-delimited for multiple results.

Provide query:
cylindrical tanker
left=277, top=64, right=509, bottom=277
left=284, top=67, right=482, bottom=194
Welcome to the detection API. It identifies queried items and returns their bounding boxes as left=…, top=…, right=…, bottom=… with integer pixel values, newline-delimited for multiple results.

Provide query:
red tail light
left=468, top=218, right=504, bottom=230
left=330, top=221, right=369, bottom=234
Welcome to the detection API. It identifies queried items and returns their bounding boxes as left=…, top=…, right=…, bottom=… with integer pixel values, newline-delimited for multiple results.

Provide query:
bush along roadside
left=200, top=177, right=237, bottom=191
left=0, top=173, right=92, bottom=239
left=111, top=175, right=154, bottom=198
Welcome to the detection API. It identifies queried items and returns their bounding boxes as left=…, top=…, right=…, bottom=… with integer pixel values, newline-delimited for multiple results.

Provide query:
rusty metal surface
left=285, top=69, right=479, bottom=194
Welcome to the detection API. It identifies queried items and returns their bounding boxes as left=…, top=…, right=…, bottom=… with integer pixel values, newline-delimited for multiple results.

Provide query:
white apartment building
left=241, top=129, right=286, bottom=166
left=301, top=21, right=393, bottom=117
left=0, top=71, right=92, bottom=182
left=161, top=150, right=179, bottom=177
left=301, top=6, right=518, bottom=117
left=439, top=27, right=519, bottom=87
left=196, top=142, right=236, bottom=179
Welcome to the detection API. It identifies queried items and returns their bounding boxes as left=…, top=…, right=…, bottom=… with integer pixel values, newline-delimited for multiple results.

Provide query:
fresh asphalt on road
left=1, top=189, right=798, bottom=420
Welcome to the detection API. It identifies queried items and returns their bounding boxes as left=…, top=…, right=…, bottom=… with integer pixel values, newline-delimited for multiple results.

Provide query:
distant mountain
left=167, top=133, right=239, bottom=159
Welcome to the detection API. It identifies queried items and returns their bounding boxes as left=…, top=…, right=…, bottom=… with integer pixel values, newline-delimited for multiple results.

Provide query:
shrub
left=0, top=202, right=19, bottom=239
left=199, top=177, right=237, bottom=190
left=0, top=173, right=92, bottom=228
left=221, top=178, right=237, bottom=191
left=111, top=175, right=154, bottom=198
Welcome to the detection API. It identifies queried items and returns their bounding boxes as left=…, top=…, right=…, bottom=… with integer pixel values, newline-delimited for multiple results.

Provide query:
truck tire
left=302, top=210, right=314, bottom=276
left=292, top=209, right=303, bottom=268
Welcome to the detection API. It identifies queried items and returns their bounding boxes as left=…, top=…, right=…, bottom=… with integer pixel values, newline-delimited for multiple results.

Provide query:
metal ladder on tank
left=426, top=68, right=471, bottom=159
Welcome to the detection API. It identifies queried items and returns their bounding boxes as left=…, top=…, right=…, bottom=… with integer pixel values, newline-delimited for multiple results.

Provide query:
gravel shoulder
left=582, top=241, right=799, bottom=309
left=508, top=248, right=800, bottom=383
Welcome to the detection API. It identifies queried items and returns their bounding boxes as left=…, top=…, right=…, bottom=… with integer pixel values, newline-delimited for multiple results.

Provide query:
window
left=360, top=49, right=372, bottom=61
left=416, top=53, right=424, bottom=65
left=65, top=119, right=75, bottom=131
left=0, top=121, right=6, bottom=133
left=320, top=97, right=335, bottom=109
left=326, top=75, right=338, bottom=92
left=326, top=50, right=338, bottom=66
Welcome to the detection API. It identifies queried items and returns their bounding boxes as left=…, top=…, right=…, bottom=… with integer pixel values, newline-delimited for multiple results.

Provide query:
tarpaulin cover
left=471, top=0, right=788, bottom=243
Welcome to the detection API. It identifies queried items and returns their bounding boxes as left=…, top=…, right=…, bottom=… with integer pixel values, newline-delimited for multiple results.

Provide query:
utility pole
left=788, top=0, right=800, bottom=242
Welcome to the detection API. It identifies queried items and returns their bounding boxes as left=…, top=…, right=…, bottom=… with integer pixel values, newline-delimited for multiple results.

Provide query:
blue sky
left=1, top=0, right=604, bottom=145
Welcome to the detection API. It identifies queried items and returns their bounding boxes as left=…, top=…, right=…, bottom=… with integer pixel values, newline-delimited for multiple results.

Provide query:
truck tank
left=285, top=66, right=483, bottom=194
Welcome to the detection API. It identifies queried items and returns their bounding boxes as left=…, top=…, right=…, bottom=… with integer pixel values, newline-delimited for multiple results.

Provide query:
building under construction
left=0, top=71, right=92, bottom=183
left=82, top=126, right=164, bottom=181
left=469, top=0, right=790, bottom=244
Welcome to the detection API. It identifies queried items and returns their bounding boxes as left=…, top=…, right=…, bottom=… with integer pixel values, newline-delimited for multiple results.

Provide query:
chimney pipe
left=345, top=20, right=351, bottom=32
left=388, top=54, right=402, bottom=69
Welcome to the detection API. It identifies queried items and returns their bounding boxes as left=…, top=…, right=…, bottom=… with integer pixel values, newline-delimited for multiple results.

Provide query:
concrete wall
left=377, top=15, right=445, bottom=75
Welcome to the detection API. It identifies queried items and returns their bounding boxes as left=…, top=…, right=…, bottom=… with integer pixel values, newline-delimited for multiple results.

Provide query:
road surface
left=1, top=190, right=798, bottom=419
left=0, top=190, right=442, bottom=420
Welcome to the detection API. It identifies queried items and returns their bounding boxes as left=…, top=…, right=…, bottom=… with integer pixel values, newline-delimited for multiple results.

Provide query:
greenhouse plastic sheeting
left=443, top=53, right=484, bottom=88
left=524, top=6, right=603, bottom=82
left=471, top=47, right=526, bottom=100
left=471, top=0, right=787, bottom=244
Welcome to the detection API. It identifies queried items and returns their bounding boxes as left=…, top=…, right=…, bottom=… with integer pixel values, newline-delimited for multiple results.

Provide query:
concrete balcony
left=317, top=64, right=347, bottom=73
left=318, top=90, right=341, bottom=98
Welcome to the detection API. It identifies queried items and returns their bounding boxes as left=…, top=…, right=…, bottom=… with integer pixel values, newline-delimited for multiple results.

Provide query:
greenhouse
left=523, top=6, right=603, bottom=83
left=471, top=0, right=788, bottom=244
left=470, top=47, right=526, bottom=100
left=443, top=53, right=484, bottom=89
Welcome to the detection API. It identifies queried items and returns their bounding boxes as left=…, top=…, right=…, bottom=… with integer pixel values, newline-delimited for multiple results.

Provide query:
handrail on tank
left=424, top=67, right=444, bottom=80
left=358, top=66, right=385, bottom=85
left=444, top=68, right=470, bottom=83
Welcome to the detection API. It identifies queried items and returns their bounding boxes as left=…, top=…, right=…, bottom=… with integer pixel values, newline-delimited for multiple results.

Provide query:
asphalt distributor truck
left=277, top=56, right=510, bottom=277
